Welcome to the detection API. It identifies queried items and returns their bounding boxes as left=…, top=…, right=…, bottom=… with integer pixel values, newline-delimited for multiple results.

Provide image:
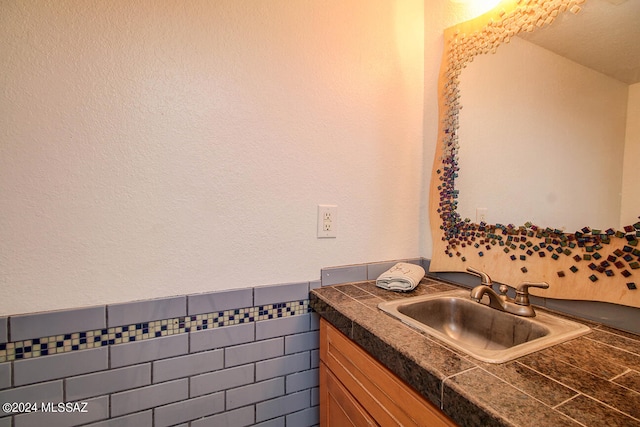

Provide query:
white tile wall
left=0, top=318, right=8, bottom=344
left=187, top=288, right=253, bottom=315
left=0, top=280, right=321, bottom=426
left=13, top=348, right=108, bottom=386
left=110, top=334, right=188, bottom=368
left=10, top=307, right=106, bottom=342
left=13, top=396, right=109, bottom=427
left=107, top=296, right=187, bottom=328
left=190, top=364, right=254, bottom=397
left=66, top=364, right=151, bottom=400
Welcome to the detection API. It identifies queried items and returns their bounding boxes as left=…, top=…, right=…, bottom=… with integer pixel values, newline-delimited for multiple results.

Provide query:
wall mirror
left=429, top=0, right=640, bottom=308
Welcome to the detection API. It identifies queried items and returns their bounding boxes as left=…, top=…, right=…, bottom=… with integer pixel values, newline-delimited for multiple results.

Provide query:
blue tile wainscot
left=0, top=281, right=321, bottom=427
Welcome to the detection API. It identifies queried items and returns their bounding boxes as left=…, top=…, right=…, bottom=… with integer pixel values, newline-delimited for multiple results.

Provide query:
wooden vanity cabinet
left=319, top=318, right=456, bottom=427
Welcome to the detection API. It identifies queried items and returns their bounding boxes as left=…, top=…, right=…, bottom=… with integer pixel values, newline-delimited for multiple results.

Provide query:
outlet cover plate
left=317, top=205, right=337, bottom=238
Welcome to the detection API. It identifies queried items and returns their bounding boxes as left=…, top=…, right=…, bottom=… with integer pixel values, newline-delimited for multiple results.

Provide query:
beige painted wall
left=0, top=0, right=502, bottom=316
left=1, top=0, right=429, bottom=315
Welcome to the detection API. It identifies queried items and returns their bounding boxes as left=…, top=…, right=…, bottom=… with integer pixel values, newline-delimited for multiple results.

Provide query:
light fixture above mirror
left=450, top=0, right=503, bottom=17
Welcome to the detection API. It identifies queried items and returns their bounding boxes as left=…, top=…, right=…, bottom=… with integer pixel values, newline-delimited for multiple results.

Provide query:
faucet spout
left=470, top=285, right=506, bottom=311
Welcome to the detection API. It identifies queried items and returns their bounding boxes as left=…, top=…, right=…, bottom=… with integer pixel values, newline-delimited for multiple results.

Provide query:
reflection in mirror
left=456, top=0, right=639, bottom=231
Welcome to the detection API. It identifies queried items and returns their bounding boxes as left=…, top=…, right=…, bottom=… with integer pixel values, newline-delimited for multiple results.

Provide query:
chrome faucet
left=466, top=267, right=492, bottom=286
left=470, top=281, right=549, bottom=317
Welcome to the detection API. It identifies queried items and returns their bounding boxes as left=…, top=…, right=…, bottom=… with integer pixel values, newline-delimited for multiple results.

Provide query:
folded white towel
left=376, top=262, right=425, bottom=292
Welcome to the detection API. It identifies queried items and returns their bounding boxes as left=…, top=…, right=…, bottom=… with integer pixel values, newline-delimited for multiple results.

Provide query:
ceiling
left=518, top=0, right=640, bottom=84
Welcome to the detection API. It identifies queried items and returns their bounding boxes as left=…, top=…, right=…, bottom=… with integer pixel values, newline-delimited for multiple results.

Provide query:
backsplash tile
left=321, top=264, right=367, bottom=286
left=309, top=280, right=321, bottom=290
left=10, top=306, right=106, bottom=342
left=66, top=363, right=151, bottom=401
left=13, top=395, right=109, bottom=427
left=366, top=260, right=400, bottom=280
left=190, top=364, right=254, bottom=397
left=285, top=330, right=319, bottom=354
left=226, top=377, right=284, bottom=410
left=311, top=349, right=320, bottom=369
left=225, top=338, right=284, bottom=368
left=255, top=313, right=311, bottom=340
left=110, top=334, right=188, bottom=368
left=0, top=380, right=62, bottom=407
left=0, top=318, right=7, bottom=344
left=152, top=349, right=223, bottom=384
left=83, top=410, right=152, bottom=427
left=256, top=389, right=310, bottom=424
left=190, top=322, right=255, bottom=354
left=0, top=300, right=310, bottom=363
left=254, top=282, right=310, bottom=306
left=286, top=405, right=319, bottom=427
left=190, top=406, right=254, bottom=427
left=255, top=352, right=310, bottom=382
left=0, top=364, right=10, bottom=390
left=253, top=417, right=285, bottom=427
left=13, top=347, right=108, bottom=386
left=0, top=261, right=395, bottom=365
left=310, top=312, right=320, bottom=330
left=187, top=288, right=253, bottom=315
left=0, top=279, right=321, bottom=427
left=107, top=296, right=186, bottom=328
left=110, top=378, right=188, bottom=417
left=285, top=368, right=319, bottom=394
left=154, top=391, right=225, bottom=427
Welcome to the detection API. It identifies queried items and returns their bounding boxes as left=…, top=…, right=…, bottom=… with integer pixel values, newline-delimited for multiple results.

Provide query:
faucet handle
left=466, top=267, right=492, bottom=286
left=514, top=282, right=549, bottom=305
left=498, top=284, right=509, bottom=299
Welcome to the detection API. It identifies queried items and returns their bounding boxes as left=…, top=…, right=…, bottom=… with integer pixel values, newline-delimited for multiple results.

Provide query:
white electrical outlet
left=476, top=207, right=488, bottom=223
left=317, top=205, right=337, bottom=238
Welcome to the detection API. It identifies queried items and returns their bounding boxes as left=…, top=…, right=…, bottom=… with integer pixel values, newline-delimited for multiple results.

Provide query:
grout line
left=517, top=360, right=640, bottom=422
left=555, top=392, right=640, bottom=424
left=584, top=333, right=640, bottom=358
left=440, top=366, right=479, bottom=410
left=552, top=393, right=581, bottom=410
left=508, top=360, right=640, bottom=423
left=473, top=363, right=584, bottom=422
left=609, top=368, right=632, bottom=382
left=514, top=360, right=582, bottom=396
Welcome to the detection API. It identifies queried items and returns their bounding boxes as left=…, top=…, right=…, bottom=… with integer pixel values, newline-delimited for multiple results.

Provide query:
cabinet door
left=319, top=318, right=456, bottom=427
left=320, top=361, right=378, bottom=426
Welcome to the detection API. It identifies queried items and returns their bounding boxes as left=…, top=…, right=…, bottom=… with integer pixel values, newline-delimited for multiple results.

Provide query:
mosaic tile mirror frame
left=428, top=0, right=640, bottom=308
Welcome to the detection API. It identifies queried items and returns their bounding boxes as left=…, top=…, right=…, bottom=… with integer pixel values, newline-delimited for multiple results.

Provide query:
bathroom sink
left=378, top=289, right=590, bottom=363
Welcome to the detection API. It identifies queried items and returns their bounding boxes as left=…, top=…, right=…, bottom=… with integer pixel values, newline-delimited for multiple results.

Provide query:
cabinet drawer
left=320, top=318, right=455, bottom=427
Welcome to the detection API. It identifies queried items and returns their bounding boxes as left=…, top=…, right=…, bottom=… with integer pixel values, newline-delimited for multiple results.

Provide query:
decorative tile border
left=0, top=300, right=309, bottom=363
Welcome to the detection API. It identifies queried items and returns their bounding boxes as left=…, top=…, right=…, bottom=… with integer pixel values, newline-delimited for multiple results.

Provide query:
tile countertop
left=310, top=277, right=640, bottom=427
